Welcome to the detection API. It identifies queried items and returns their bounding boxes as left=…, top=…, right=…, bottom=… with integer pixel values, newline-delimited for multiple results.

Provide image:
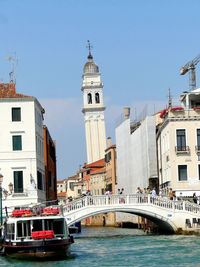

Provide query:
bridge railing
left=62, top=194, right=200, bottom=214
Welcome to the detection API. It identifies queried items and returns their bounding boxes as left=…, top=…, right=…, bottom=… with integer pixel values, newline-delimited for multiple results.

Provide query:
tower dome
left=83, top=53, right=99, bottom=74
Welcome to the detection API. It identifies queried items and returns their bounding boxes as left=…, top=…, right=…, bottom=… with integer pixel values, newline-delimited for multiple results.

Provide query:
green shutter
left=13, top=135, right=22, bottom=150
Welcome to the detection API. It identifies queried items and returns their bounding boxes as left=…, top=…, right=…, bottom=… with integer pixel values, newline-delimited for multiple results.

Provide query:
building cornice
left=81, top=84, right=103, bottom=91
left=82, top=107, right=106, bottom=113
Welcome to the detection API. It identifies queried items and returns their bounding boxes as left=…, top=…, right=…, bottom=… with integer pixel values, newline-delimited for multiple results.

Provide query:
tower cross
left=86, top=40, right=93, bottom=56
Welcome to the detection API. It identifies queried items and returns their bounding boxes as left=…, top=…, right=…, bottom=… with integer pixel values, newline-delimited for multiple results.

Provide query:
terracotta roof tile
left=84, top=158, right=105, bottom=168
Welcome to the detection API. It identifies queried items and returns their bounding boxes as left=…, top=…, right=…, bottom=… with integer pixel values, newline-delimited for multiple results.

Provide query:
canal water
left=1, top=227, right=200, bottom=266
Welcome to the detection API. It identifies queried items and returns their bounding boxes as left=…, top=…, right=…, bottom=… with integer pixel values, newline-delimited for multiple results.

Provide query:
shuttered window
left=12, top=135, right=22, bottom=151
left=12, top=107, right=21, bottom=121
left=14, top=171, right=23, bottom=193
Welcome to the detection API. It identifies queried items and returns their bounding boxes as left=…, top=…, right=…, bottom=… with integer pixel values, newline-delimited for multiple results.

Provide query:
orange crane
left=180, top=54, right=200, bottom=90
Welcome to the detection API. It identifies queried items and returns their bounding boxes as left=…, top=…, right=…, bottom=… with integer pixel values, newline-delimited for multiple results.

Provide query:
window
left=176, top=129, right=186, bottom=151
left=37, top=171, right=43, bottom=190
left=95, top=93, right=100, bottom=103
left=197, top=129, right=200, bottom=150
left=12, top=107, right=21, bottom=121
left=12, top=135, right=22, bottom=151
left=178, top=165, right=187, bottom=181
left=14, top=171, right=23, bottom=193
left=105, top=152, right=111, bottom=163
left=69, top=182, right=74, bottom=191
left=199, top=165, right=200, bottom=180
left=88, top=93, right=92, bottom=104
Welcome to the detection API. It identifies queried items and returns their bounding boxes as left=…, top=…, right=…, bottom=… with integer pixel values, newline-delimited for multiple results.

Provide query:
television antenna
left=6, top=53, right=18, bottom=83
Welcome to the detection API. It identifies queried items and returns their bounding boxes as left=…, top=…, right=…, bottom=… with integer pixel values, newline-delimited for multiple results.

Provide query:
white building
left=115, top=107, right=158, bottom=224
left=157, top=88, right=200, bottom=197
left=0, top=83, right=46, bottom=208
left=116, top=108, right=158, bottom=195
left=81, top=47, right=106, bottom=164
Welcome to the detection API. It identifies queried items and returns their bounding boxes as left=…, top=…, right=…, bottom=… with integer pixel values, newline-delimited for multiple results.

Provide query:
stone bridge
left=62, top=194, right=200, bottom=233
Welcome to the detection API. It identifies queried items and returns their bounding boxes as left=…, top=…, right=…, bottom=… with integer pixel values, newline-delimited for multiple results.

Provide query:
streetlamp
left=8, top=182, right=13, bottom=194
left=0, top=174, right=3, bottom=231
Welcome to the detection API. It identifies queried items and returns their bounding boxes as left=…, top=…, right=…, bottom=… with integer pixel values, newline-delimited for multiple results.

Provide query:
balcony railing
left=195, top=146, right=200, bottom=153
left=175, top=146, right=190, bottom=154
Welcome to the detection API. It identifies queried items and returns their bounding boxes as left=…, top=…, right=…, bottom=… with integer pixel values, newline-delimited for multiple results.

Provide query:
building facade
left=116, top=108, right=158, bottom=195
left=43, top=126, right=57, bottom=202
left=0, top=83, right=46, bottom=208
left=157, top=88, right=200, bottom=197
left=115, top=107, right=158, bottom=224
left=105, top=137, right=117, bottom=194
left=81, top=50, right=106, bottom=164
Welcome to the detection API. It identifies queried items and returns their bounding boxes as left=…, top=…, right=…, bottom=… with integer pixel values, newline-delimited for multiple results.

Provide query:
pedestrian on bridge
left=193, top=192, right=198, bottom=204
left=151, top=188, right=157, bottom=198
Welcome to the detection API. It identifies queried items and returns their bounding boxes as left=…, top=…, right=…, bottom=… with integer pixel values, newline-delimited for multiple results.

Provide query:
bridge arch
left=65, top=206, right=176, bottom=234
left=63, top=194, right=200, bottom=234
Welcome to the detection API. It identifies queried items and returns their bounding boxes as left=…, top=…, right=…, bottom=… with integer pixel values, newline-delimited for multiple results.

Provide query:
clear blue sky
left=1, top=0, right=200, bottom=178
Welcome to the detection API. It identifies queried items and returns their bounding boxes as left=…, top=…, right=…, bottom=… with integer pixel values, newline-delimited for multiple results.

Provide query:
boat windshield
left=13, top=218, right=66, bottom=240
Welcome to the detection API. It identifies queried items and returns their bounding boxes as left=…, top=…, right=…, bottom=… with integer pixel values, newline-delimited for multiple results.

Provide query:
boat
left=1, top=205, right=74, bottom=260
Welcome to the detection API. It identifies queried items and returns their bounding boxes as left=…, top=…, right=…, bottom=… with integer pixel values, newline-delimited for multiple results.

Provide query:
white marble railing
left=62, top=194, right=200, bottom=214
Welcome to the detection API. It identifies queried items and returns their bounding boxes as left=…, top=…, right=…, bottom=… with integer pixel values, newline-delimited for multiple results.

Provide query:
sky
left=1, top=0, right=200, bottom=179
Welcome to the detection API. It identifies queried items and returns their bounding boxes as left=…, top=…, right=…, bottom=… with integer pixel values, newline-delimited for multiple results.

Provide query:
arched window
left=88, top=93, right=92, bottom=104
left=95, top=93, right=100, bottom=103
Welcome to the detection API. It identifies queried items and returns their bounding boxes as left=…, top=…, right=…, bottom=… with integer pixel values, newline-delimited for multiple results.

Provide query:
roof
left=84, top=158, right=105, bottom=169
left=0, top=83, right=30, bottom=98
left=83, top=53, right=99, bottom=74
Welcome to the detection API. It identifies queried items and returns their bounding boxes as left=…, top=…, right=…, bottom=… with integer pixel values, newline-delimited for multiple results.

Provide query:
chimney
left=123, top=107, right=130, bottom=120
left=107, top=137, right=112, bottom=148
left=0, top=83, right=16, bottom=97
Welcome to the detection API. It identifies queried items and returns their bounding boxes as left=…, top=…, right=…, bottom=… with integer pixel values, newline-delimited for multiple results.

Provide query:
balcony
left=175, top=146, right=190, bottom=154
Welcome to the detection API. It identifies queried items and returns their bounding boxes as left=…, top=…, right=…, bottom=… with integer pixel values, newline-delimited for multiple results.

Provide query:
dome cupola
left=83, top=40, right=99, bottom=74
left=83, top=53, right=99, bottom=74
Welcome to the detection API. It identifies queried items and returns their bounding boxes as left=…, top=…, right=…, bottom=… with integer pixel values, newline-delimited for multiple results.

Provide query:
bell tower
left=81, top=41, right=106, bottom=163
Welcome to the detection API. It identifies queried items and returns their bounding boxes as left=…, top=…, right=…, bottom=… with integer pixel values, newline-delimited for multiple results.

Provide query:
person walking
left=193, top=192, right=198, bottom=204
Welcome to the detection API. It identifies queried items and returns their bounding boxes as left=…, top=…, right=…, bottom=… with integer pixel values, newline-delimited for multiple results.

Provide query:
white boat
left=1, top=205, right=74, bottom=260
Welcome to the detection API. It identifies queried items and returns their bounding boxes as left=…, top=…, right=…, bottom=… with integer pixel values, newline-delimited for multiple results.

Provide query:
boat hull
left=3, top=237, right=74, bottom=260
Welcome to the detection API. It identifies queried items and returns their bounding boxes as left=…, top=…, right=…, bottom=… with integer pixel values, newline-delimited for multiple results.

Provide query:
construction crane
left=180, top=54, right=200, bottom=90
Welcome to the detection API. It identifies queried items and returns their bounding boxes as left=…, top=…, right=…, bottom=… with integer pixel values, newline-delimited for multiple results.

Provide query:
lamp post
left=8, top=182, right=13, bottom=194
left=0, top=174, right=3, bottom=232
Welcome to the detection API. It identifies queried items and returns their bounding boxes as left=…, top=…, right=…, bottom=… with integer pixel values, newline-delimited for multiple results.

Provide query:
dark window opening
left=95, top=93, right=100, bottom=103
left=105, top=152, right=112, bottom=163
left=176, top=129, right=186, bottom=150
left=14, top=171, right=23, bottom=193
left=12, top=135, right=22, bottom=151
left=12, top=107, right=21, bottom=121
left=198, top=165, right=200, bottom=180
left=197, top=129, right=200, bottom=150
left=32, top=220, right=43, bottom=231
left=88, top=93, right=92, bottom=104
left=178, top=165, right=187, bottom=181
left=37, top=171, right=43, bottom=190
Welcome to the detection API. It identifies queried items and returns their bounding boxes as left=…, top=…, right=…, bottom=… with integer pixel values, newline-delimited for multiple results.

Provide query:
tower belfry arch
left=81, top=41, right=106, bottom=163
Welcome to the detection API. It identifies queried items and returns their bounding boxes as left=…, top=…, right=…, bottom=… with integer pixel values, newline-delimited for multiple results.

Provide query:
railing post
left=172, top=200, right=175, bottom=212
left=147, top=194, right=151, bottom=204
left=182, top=201, right=185, bottom=211
left=106, top=196, right=108, bottom=205
left=126, top=195, right=129, bottom=204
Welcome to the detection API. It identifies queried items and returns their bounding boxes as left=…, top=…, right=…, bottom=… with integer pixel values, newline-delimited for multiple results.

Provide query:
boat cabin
left=5, top=215, right=68, bottom=242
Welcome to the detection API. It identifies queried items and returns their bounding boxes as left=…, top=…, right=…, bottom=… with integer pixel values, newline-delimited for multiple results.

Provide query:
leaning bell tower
left=81, top=41, right=106, bottom=163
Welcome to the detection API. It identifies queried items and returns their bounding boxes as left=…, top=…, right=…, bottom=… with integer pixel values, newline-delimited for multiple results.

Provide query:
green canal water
left=1, top=226, right=200, bottom=266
